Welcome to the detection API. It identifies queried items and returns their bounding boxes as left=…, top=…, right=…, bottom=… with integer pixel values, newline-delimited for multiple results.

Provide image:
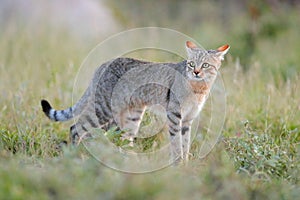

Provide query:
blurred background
left=0, top=0, right=299, bottom=199
left=1, top=0, right=300, bottom=90
left=2, top=0, right=300, bottom=65
left=2, top=0, right=300, bottom=70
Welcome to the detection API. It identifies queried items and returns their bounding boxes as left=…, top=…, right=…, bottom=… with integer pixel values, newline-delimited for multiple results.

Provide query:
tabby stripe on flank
left=101, top=99, right=112, bottom=118
left=81, top=124, right=88, bottom=132
left=95, top=100, right=110, bottom=121
left=85, top=115, right=98, bottom=128
left=95, top=106, right=109, bottom=124
left=95, top=94, right=112, bottom=118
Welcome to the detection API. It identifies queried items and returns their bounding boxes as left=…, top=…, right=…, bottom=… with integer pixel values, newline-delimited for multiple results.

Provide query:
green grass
left=1, top=3, right=300, bottom=199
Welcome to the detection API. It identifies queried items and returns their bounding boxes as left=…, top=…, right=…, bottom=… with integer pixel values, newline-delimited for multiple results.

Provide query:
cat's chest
left=182, top=96, right=206, bottom=121
left=180, top=81, right=210, bottom=119
left=188, top=81, right=210, bottom=103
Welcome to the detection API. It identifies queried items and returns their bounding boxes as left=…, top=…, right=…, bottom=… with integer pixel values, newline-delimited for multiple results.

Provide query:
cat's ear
left=186, top=41, right=198, bottom=49
left=215, top=44, right=230, bottom=60
left=186, top=41, right=198, bottom=56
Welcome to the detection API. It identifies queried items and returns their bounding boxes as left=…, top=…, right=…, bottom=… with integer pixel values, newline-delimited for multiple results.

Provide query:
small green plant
left=225, top=120, right=299, bottom=183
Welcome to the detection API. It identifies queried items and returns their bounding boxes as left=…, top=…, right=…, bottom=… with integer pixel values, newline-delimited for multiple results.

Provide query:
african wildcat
left=41, top=41, right=229, bottom=162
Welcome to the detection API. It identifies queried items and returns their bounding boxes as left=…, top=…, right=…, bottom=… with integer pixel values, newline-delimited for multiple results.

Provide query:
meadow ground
left=0, top=1, right=300, bottom=199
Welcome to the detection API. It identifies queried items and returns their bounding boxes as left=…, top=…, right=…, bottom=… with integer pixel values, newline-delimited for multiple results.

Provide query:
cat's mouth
left=194, top=75, right=202, bottom=79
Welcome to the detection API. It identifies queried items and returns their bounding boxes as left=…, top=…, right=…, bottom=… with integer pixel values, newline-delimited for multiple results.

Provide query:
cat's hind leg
left=70, top=124, right=81, bottom=145
left=70, top=123, right=91, bottom=145
left=70, top=113, right=102, bottom=145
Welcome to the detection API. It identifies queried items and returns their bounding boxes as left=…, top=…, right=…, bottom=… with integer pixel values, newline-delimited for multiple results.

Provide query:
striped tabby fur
left=41, top=41, right=229, bottom=163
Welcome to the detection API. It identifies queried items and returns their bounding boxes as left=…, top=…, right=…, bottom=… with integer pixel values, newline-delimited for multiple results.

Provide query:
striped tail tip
left=41, top=99, right=52, bottom=116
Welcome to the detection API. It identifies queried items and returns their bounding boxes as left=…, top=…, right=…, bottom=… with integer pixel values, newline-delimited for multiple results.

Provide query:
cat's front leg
left=119, top=107, right=145, bottom=146
left=181, top=119, right=193, bottom=162
left=167, top=106, right=183, bottom=164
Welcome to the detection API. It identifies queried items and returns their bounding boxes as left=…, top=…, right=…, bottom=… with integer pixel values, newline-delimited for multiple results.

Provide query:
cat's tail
left=41, top=100, right=77, bottom=121
left=41, top=85, right=92, bottom=122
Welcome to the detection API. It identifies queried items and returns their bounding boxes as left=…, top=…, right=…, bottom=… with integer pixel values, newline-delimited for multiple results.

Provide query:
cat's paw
left=120, top=133, right=133, bottom=141
left=120, top=133, right=135, bottom=147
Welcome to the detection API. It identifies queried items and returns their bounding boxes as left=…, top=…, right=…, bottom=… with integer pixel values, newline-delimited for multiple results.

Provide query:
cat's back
left=106, top=57, right=151, bottom=72
left=100, top=57, right=184, bottom=74
left=92, top=57, right=186, bottom=92
left=91, top=57, right=149, bottom=86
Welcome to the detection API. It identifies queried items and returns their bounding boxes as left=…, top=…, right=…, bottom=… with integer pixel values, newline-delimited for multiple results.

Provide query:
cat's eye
left=201, top=63, right=210, bottom=68
left=188, top=61, right=196, bottom=68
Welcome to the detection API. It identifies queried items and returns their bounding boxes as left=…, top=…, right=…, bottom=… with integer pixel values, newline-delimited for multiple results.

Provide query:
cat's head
left=185, top=41, right=230, bottom=82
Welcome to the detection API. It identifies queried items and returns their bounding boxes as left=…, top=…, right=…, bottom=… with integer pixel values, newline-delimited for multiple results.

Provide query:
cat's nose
left=193, top=70, right=200, bottom=75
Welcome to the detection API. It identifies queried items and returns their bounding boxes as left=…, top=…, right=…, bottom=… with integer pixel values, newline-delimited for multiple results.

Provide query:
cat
left=41, top=41, right=229, bottom=163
